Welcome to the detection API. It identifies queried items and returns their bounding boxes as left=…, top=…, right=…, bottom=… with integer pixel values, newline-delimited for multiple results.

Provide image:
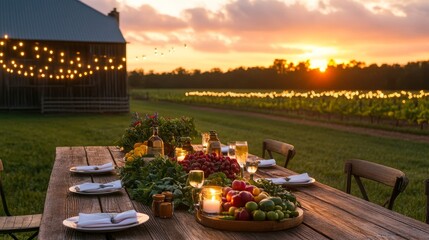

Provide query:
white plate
left=69, top=167, right=115, bottom=174
left=62, top=212, right=149, bottom=232
left=68, top=186, right=122, bottom=195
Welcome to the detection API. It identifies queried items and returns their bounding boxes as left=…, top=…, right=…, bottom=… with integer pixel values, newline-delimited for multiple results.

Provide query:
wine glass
left=188, top=170, right=204, bottom=210
left=246, top=157, right=259, bottom=181
left=235, top=141, right=248, bottom=178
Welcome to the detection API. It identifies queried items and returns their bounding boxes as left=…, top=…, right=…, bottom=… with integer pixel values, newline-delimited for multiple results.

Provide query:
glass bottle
left=181, top=137, right=194, bottom=153
left=147, top=126, right=164, bottom=156
left=207, top=131, right=221, bottom=156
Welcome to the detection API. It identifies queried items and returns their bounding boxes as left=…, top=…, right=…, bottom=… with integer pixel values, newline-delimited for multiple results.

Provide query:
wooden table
left=39, top=146, right=429, bottom=239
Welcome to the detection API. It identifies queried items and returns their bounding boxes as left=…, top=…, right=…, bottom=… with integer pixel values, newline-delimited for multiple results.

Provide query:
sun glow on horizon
left=310, top=59, right=328, bottom=72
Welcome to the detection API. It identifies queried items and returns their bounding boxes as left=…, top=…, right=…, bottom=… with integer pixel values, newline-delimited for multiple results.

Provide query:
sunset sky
left=81, top=0, right=429, bottom=73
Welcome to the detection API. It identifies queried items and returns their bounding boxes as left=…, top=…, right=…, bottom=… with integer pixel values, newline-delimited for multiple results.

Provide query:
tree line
left=128, top=59, right=429, bottom=90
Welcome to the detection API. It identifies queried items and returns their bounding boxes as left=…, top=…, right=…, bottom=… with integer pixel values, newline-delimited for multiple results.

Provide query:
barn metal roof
left=0, top=0, right=126, bottom=43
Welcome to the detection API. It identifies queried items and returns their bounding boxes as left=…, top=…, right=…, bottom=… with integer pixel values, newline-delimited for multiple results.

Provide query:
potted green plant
left=117, top=112, right=198, bottom=156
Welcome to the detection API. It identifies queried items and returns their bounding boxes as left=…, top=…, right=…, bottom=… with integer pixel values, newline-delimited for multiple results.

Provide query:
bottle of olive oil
left=147, top=126, right=164, bottom=156
left=207, top=130, right=221, bottom=156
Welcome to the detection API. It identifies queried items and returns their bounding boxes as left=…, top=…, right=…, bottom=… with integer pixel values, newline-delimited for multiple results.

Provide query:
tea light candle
left=203, top=198, right=221, bottom=214
left=202, top=187, right=221, bottom=214
left=175, top=148, right=187, bottom=161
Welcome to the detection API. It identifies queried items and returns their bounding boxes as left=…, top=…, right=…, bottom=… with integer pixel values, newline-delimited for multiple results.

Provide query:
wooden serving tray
left=195, top=208, right=303, bottom=232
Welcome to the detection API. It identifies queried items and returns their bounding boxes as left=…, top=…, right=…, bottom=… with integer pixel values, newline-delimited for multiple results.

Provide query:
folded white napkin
left=75, top=180, right=122, bottom=192
left=267, top=177, right=287, bottom=184
left=77, top=210, right=137, bottom=228
left=286, top=173, right=311, bottom=183
left=258, top=159, right=276, bottom=167
left=221, top=146, right=229, bottom=154
left=74, top=162, right=114, bottom=171
left=266, top=173, right=311, bottom=184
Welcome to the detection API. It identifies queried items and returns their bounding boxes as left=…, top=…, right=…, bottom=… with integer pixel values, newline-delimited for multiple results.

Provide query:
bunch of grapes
left=178, top=151, right=240, bottom=180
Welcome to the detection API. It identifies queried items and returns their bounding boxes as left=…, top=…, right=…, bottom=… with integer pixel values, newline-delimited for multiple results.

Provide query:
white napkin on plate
left=286, top=173, right=311, bottom=183
left=74, top=162, right=114, bottom=171
left=266, top=173, right=311, bottom=184
left=258, top=159, right=276, bottom=167
left=267, top=177, right=287, bottom=184
left=221, top=146, right=229, bottom=154
left=75, top=180, right=122, bottom=192
left=77, top=210, right=138, bottom=228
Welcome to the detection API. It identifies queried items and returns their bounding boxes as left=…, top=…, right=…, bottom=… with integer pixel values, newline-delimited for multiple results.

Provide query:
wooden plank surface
left=39, top=146, right=429, bottom=240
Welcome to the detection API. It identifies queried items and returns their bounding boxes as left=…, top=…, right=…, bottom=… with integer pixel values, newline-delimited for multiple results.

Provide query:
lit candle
left=202, top=188, right=221, bottom=214
left=203, top=198, right=221, bottom=214
left=175, top=148, right=186, bottom=161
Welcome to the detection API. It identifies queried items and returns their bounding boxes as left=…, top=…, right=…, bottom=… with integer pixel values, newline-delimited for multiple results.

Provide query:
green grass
left=0, top=99, right=427, bottom=229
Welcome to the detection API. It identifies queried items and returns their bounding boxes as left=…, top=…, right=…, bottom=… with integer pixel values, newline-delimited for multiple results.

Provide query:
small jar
left=162, top=191, right=174, bottom=215
left=162, top=191, right=173, bottom=202
left=152, top=194, right=165, bottom=217
left=159, top=202, right=173, bottom=218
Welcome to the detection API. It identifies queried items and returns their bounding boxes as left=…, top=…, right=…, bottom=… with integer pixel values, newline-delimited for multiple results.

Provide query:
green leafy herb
left=119, top=156, right=193, bottom=208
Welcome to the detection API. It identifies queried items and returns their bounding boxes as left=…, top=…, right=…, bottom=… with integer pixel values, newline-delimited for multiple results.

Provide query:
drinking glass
left=246, top=157, right=259, bottom=180
left=188, top=170, right=204, bottom=210
left=201, top=132, right=210, bottom=152
left=235, top=141, right=248, bottom=178
left=227, top=142, right=236, bottom=159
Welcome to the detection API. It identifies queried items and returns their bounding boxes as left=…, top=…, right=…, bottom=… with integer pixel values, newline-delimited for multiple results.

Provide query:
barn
left=0, top=0, right=128, bottom=113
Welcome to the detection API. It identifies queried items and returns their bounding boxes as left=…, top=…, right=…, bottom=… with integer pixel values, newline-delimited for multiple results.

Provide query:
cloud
left=81, top=0, right=429, bottom=70
left=181, top=0, right=429, bottom=53
left=120, top=5, right=187, bottom=31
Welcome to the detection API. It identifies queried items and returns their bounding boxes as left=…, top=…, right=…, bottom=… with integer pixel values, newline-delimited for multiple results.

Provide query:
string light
left=1, top=37, right=125, bottom=80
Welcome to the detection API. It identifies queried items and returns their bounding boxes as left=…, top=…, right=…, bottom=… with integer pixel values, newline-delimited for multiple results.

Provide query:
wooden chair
left=344, top=159, right=408, bottom=210
left=0, top=159, right=42, bottom=240
left=262, top=139, right=296, bottom=168
left=425, top=179, right=429, bottom=224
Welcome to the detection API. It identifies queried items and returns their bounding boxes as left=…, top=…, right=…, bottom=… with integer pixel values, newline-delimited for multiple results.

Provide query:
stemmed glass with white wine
left=188, top=170, right=204, bottom=210
left=246, top=157, right=259, bottom=181
left=235, top=141, right=248, bottom=178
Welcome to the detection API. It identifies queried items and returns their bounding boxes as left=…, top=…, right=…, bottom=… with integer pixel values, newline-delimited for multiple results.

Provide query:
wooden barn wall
left=0, top=39, right=127, bottom=110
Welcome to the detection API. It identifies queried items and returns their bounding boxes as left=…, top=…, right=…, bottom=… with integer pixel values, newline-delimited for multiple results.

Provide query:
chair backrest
left=425, top=178, right=429, bottom=224
left=344, top=159, right=408, bottom=210
left=262, top=139, right=296, bottom=168
left=0, top=159, right=11, bottom=216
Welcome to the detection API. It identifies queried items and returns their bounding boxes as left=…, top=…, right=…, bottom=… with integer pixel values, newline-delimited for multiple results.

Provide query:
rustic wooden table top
left=39, top=146, right=429, bottom=239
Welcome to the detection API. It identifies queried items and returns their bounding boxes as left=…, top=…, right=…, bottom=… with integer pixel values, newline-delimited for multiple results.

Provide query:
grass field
left=0, top=99, right=427, bottom=227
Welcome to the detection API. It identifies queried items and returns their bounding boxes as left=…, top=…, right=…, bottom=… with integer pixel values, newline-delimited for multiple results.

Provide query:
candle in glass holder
left=175, top=148, right=187, bottom=161
left=201, top=186, right=222, bottom=214
left=201, top=132, right=210, bottom=152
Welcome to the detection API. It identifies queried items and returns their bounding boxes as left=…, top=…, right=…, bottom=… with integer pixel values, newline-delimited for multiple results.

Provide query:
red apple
left=234, top=208, right=241, bottom=219
left=221, top=197, right=227, bottom=203
left=232, top=180, right=246, bottom=191
left=222, top=202, right=232, bottom=211
left=239, top=190, right=254, bottom=204
left=222, top=186, right=232, bottom=197
left=237, top=208, right=251, bottom=221
left=226, top=190, right=239, bottom=202
left=244, top=185, right=255, bottom=193
left=231, top=194, right=244, bottom=207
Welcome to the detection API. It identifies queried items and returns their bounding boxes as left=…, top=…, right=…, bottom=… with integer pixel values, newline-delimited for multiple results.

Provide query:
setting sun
left=310, top=59, right=328, bottom=72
